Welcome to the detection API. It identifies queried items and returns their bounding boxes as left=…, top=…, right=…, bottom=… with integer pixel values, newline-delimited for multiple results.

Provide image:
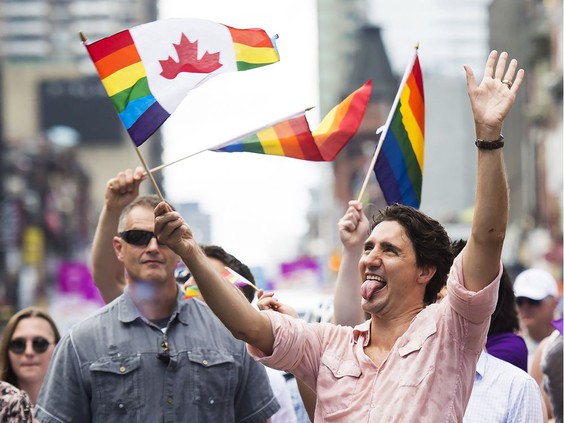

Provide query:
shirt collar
left=475, top=350, right=487, bottom=379
left=117, top=284, right=190, bottom=326
left=352, top=320, right=371, bottom=346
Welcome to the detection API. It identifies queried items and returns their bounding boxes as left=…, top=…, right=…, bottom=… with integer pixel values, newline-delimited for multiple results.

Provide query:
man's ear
left=417, top=265, right=437, bottom=286
left=113, top=236, right=125, bottom=262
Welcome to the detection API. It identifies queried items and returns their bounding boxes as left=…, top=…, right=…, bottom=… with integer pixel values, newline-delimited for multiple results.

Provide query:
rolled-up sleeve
left=447, top=252, right=501, bottom=324
left=248, top=311, right=334, bottom=389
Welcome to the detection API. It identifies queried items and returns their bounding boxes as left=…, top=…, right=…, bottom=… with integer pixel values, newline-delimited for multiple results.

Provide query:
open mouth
left=361, top=274, right=387, bottom=300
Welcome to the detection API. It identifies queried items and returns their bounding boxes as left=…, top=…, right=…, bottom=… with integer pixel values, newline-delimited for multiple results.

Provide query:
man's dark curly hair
left=371, top=204, right=454, bottom=305
left=202, top=245, right=256, bottom=303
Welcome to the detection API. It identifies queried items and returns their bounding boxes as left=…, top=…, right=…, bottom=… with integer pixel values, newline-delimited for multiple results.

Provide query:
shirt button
left=202, top=360, right=208, bottom=366
left=167, top=397, right=173, bottom=404
left=208, top=399, right=215, bottom=405
left=119, top=366, right=126, bottom=373
left=118, top=403, right=124, bottom=409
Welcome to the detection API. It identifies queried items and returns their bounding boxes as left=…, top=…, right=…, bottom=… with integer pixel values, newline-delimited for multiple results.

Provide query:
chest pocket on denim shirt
left=397, top=321, right=437, bottom=387
left=90, top=354, right=143, bottom=415
left=317, top=352, right=362, bottom=415
left=188, top=349, right=236, bottom=407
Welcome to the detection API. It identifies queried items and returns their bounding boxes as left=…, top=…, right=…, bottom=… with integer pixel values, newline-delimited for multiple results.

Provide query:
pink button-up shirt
left=249, top=254, right=501, bottom=422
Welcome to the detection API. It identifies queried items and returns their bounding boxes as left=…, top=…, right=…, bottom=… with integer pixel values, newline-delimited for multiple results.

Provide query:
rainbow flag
left=83, top=18, right=279, bottom=146
left=221, top=267, right=257, bottom=289
left=373, top=50, right=424, bottom=208
left=184, top=284, right=201, bottom=299
left=212, top=80, right=372, bottom=161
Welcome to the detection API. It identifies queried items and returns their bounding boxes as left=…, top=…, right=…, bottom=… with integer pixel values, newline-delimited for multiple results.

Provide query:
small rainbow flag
left=212, top=80, right=372, bottom=161
left=373, top=49, right=424, bottom=208
left=222, top=267, right=258, bottom=290
left=184, top=284, right=201, bottom=299
left=83, top=18, right=279, bottom=146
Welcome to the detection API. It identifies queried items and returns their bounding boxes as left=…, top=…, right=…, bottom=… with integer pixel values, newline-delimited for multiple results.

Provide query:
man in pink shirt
left=154, top=50, right=525, bottom=422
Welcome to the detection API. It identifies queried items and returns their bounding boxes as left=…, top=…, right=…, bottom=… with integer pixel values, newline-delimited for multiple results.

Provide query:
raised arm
left=154, top=202, right=275, bottom=355
left=333, top=200, right=369, bottom=326
left=463, top=50, right=524, bottom=291
left=91, top=167, right=146, bottom=303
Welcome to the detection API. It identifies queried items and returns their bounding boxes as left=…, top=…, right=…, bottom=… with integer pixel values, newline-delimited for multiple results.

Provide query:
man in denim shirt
left=35, top=195, right=279, bottom=423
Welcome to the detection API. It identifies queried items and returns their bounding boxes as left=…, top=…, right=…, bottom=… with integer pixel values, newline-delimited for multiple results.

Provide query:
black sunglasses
left=119, top=230, right=163, bottom=247
left=8, top=337, right=52, bottom=355
left=516, top=297, right=543, bottom=307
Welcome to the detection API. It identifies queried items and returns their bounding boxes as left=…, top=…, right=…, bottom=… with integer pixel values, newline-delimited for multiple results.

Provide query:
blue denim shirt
left=36, top=285, right=279, bottom=423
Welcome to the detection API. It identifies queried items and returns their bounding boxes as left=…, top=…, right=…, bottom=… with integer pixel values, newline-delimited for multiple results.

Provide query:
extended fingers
left=502, top=58, right=518, bottom=83
left=464, top=64, right=477, bottom=93
left=494, top=51, right=509, bottom=80
left=510, top=68, right=525, bottom=93
left=483, top=50, right=498, bottom=79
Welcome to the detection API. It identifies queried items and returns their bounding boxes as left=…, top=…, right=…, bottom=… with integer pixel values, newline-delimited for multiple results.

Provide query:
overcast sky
left=158, top=0, right=322, bottom=272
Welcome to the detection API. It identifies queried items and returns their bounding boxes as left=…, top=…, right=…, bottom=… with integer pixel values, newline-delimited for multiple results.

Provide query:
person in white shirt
left=464, top=351, right=545, bottom=423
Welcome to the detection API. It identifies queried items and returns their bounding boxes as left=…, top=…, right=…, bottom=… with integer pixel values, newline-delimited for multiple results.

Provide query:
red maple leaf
left=159, top=33, right=223, bottom=79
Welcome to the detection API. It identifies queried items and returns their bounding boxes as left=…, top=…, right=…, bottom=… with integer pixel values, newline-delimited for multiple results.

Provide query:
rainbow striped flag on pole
left=212, top=80, right=372, bottom=161
left=373, top=48, right=424, bottom=208
left=83, top=18, right=279, bottom=146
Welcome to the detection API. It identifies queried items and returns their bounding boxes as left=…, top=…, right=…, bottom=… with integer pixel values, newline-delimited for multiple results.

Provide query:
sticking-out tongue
left=361, top=279, right=386, bottom=300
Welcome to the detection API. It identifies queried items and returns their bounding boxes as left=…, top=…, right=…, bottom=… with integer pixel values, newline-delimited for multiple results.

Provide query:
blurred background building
left=0, top=0, right=561, bottom=325
left=0, top=0, right=164, bottom=322
left=307, top=0, right=562, bottom=293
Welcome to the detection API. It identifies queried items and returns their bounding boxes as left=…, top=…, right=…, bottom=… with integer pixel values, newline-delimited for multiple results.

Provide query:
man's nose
left=146, top=236, right=160, bottom=250
left=364, top=250, right=383, bottom=266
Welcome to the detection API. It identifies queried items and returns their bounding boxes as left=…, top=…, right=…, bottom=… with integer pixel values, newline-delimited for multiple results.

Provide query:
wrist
left=475, top=134, right=504, bottom=150
left=474, top=123, right=502, bottom=141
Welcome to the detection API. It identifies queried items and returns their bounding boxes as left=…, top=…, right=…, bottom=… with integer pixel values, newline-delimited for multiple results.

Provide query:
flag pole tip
left=79, top=32, right=87, bottom=42
left=414, top=41, right=420, bottom=50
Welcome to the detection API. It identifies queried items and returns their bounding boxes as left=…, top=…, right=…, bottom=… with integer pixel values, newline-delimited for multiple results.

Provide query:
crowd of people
left=0, top=50, right=562, bottom=422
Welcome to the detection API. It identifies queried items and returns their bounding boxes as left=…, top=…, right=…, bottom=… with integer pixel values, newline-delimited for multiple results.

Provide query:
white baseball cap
left=514, top=268, right=559, bottom=300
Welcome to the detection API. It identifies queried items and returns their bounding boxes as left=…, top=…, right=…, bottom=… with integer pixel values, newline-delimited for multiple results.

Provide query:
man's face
left=359, top=220, right=430, bottom=317
left=516, top=296, right=557, bottom=334
left=114, top=205, right=179, bottom=284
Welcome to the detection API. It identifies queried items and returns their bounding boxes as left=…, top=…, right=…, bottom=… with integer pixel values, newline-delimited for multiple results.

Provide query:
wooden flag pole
left=356, top=43, right=420, bottom=202
left=356, top=130, right=384, bottom=202
left=135, top=147, right=165, bottom=202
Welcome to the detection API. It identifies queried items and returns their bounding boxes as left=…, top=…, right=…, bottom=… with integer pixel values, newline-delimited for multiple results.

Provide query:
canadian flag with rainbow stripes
left=83, top=18, right=279, bottom=146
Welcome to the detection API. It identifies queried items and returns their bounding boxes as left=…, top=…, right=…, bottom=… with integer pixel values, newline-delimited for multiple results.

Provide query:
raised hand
left=105, top=167, right=146, bottom=211
left=464, top=50, right=525, bottom=140
left=338, top=200, right=370, bottom=250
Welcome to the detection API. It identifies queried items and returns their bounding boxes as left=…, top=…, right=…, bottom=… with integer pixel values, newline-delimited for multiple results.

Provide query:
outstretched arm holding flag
left=154, top=50, right=525, bottom=422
